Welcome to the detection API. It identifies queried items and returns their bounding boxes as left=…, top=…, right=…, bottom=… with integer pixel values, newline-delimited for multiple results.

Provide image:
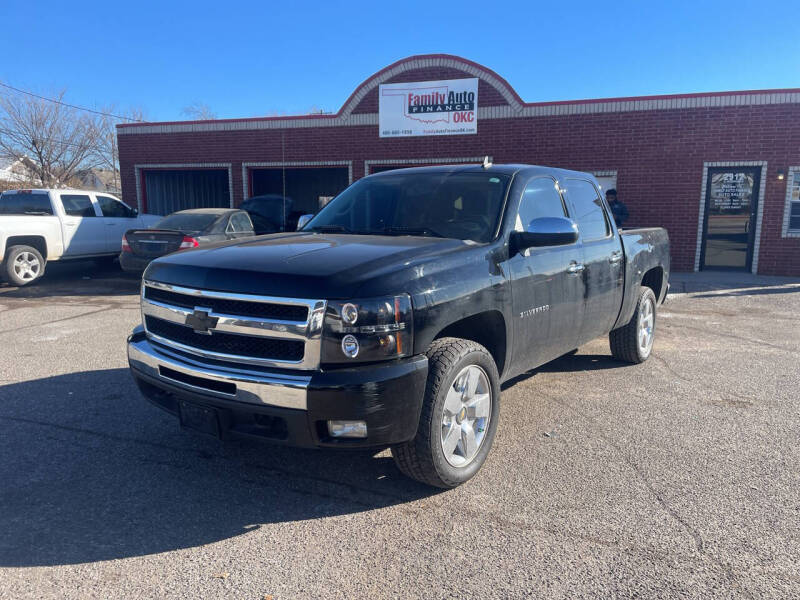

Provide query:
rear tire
left=4, top=245, right=45, bottom=286
left=610, top=286, right=657, bottom=364
left=391, top=337, right=500, bottom=488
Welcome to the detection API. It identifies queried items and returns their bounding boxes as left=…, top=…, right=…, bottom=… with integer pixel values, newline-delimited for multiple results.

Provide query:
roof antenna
left=482, top=156, right=492, bottom=169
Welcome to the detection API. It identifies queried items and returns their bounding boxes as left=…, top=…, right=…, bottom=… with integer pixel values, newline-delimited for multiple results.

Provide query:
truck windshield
left=0, top=192, right=53, bottom=215
left=305, top=171, right=511, bottom=242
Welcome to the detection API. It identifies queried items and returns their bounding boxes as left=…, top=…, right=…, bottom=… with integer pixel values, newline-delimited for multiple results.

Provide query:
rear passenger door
left=563, top=179, right=624, bottom=345
left=96, top=194, right=140, bottom=252
left=58, top=193, right=107, bottom=256
left=508, top=177, right=585, bottom=376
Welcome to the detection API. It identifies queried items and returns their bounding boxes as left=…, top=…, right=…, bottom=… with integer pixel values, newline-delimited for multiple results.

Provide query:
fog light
left=378, top=334, right=396, bottom=354
left=341, top=334, right=359, bottom=358
left=327, top=420, right=367, bottom=438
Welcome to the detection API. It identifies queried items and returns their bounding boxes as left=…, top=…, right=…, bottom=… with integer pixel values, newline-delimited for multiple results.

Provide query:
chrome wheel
left=638, top=296, right=655, bottom=356
left=13, top=252, right=41, bottom=281
left=440, top=364, right=492, bottom=467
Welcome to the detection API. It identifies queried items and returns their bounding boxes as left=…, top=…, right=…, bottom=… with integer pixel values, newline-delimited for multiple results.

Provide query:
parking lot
left=1, top=263, right=799, bottom=599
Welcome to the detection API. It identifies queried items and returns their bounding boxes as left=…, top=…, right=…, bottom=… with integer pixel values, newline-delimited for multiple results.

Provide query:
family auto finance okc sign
left=379, top=78, right=478, bottom=138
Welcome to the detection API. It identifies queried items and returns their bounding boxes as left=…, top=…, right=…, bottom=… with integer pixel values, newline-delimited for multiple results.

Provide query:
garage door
left=144, top=169, right=230, bottom=215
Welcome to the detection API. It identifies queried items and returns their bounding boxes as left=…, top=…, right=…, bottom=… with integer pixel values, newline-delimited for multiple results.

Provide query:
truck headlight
left=322, top=294, right=413, bottom=364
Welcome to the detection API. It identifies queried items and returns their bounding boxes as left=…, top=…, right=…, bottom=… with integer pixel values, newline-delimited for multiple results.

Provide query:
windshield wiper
left=384, top=226, right=446, bottom=238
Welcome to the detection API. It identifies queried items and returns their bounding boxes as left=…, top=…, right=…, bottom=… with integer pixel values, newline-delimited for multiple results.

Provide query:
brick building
left=117, top=54, right=800, bottom=275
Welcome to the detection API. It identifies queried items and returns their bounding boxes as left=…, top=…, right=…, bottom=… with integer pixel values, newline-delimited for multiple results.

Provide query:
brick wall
left=117, top=57, right=800, bottom=276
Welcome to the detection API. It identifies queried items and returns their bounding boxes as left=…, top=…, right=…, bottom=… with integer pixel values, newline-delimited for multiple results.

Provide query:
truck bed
left=615, top=227, right=671, bottom=328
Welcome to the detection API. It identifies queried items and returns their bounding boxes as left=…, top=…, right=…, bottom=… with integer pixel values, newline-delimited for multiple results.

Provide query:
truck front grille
left=140, top=280, right=325, bottom=369
left=144, top=286, right=309, bottom=321
left=145, top=316, right=305, bottom=362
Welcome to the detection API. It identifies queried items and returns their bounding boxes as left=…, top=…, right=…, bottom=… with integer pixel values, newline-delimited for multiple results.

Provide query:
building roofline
left=335, top=53, right=527, bottom=114
left=522, top=86, right=800, bottom=106
left=118, top=54, right=800, bottom=133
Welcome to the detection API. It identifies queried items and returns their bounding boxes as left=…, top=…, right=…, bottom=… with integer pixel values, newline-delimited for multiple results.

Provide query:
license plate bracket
left=179, top=401, right=221, bottom=438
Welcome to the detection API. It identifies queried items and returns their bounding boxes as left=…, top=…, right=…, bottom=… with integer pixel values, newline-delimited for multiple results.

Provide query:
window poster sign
left=789, top=171, right=800, bottom=231
left=709, top=171, right=754, bottom=213
left=379, top=78, right=478, bottom=138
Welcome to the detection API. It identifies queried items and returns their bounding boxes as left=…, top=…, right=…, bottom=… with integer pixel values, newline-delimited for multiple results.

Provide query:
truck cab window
left=61, top=194, right=96, bottom=218
left=516, top=178, right=567, bottom=231
left=0, top=192, right=53, bottom=215
left=97, top=195, right=135, bottom=218
left=565, top=179, right=610, bottom=241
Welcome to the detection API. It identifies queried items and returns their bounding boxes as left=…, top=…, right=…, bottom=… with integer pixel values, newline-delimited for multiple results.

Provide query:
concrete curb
left=668, top=272, right=800, bottom=296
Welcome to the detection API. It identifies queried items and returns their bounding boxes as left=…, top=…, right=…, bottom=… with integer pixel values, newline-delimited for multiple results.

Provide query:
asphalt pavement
left=1, top=261, right=799, bottom=599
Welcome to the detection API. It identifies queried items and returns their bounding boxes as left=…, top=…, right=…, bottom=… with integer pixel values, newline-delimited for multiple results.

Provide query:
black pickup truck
left=127, top=164, right=669, bottom=488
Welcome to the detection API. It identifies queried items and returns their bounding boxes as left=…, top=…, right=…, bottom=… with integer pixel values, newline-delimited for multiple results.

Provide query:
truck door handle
left=609, top=251, right=623, bottom=264
left=567, top=262, right=585, bottom=275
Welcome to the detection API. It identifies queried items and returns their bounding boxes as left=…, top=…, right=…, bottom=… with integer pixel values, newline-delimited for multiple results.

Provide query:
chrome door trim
left=567, top=262, right=585, bottom=274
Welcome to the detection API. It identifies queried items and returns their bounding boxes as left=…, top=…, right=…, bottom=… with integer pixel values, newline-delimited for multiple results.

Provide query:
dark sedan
left=120, top=208, right=254, bottom=272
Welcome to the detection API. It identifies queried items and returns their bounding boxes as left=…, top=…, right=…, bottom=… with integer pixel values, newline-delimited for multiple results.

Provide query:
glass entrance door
left=701, top=167, right=760, bottom=271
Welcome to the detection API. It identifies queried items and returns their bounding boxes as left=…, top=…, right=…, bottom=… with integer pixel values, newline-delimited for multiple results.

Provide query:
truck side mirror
left=296, top=214, right=314, bottom=230
left=510, top=217, right=579, bottom=254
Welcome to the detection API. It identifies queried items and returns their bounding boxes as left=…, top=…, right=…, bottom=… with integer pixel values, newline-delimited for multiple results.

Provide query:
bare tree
left=0, top=87, right=101, bottom=187
left=182, top=102, right=217, bottom=120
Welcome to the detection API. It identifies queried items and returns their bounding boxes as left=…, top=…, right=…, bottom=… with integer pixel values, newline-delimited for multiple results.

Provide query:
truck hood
left=143, top=232, right=481, bottom=298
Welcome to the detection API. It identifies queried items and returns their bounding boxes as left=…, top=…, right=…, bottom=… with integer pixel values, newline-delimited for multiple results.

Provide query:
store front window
left=783, top=167, right=800, bottom=237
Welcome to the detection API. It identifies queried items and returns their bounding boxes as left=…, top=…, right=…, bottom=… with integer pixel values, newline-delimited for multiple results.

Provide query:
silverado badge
left=520, top=305, right=550, bottom=319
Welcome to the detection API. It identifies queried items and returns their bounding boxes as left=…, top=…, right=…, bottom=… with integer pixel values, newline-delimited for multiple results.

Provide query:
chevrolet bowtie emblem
left=185, top=308, right=218, bottom=335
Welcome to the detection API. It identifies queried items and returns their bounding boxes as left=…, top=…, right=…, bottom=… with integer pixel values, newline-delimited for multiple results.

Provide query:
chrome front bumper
left=127, top=335, right=310, bottom=410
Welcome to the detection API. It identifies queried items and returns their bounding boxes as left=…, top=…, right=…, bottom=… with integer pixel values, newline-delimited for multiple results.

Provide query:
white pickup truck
left=0, top=189, right=160, bottom=285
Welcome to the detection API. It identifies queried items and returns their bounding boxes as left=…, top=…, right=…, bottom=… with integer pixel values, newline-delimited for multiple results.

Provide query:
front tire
left=391, top=337, right=500, bottom=488
left=4, top=245, right=45, bottom=286
left=610, top=286, right=657, bottom=363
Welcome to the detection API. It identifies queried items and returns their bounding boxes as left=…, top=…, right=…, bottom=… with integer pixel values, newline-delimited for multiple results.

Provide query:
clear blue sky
left=2, top=0, right=798, bottom=122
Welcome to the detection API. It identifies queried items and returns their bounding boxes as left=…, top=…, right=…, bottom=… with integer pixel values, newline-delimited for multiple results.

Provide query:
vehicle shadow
left=0, top=369, right=440, bottom=567
left=502, top=352, right=627, bottom=390
left=0, top=259, right=141, bottom=298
